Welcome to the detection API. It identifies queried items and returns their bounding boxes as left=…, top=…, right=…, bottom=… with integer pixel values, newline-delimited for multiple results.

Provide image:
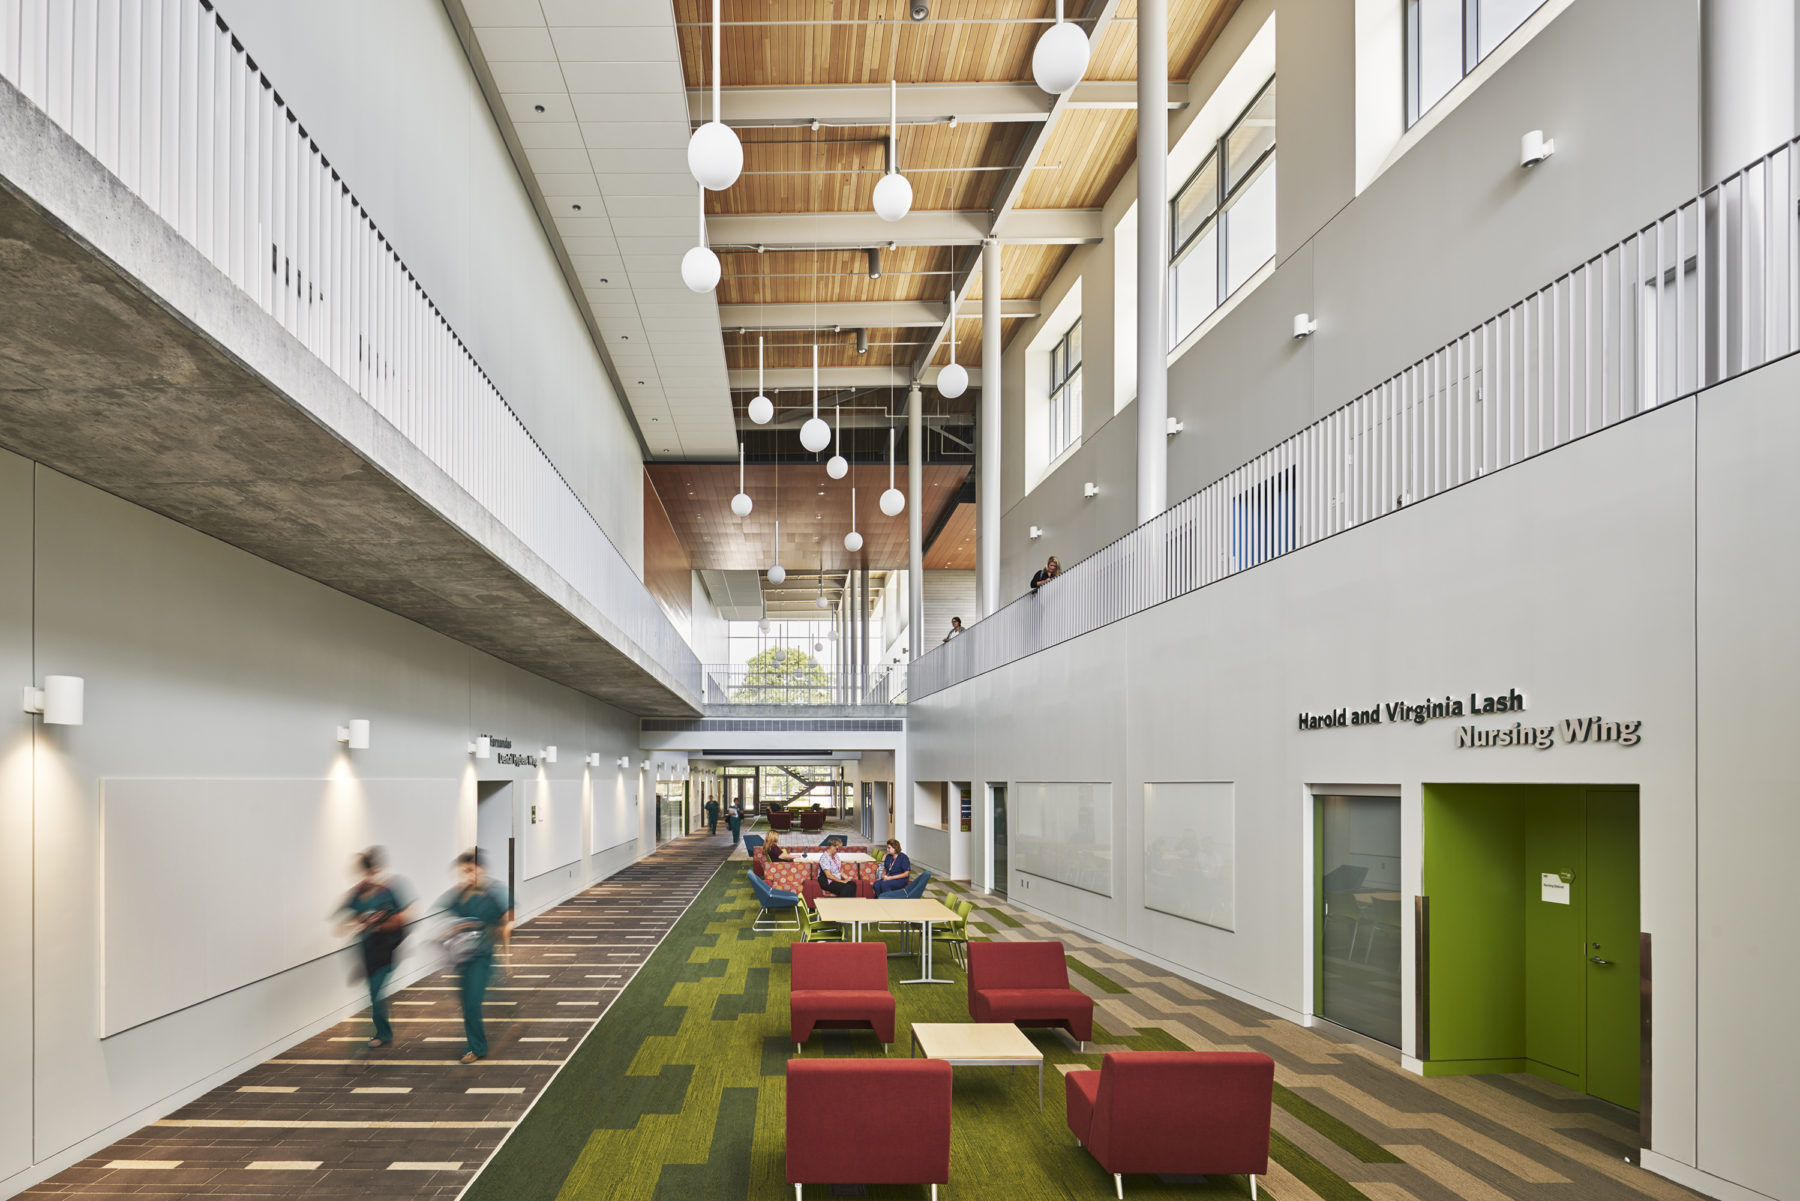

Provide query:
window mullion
left=1215, top=131, right=1229, bottom=307
left=1463, top=0, right=1479, bottom=77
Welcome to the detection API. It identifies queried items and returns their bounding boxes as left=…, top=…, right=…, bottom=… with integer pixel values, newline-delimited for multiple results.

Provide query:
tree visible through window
left=731, top=647, right=831, bottom=704
left=1171, top=78, right=1276, bottom=346
left=1048, top=319, right=1083, bottom=463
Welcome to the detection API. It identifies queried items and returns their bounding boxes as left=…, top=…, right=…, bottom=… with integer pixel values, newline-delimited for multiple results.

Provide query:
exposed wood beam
left=719, top=300, right=1039, bottom=329
left=909, top=0, right=1127, bottom=384
left=686, top=81, right=1189, bottom=127
left=706, top=209, right=1102, bottom=249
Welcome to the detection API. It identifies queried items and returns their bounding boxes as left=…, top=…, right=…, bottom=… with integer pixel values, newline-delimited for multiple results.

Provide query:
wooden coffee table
left=910, top=1022, right=1044, bottom=1108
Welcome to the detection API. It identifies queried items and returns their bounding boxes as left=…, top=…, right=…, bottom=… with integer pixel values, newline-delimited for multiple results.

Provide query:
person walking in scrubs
left=337, top=847, right=412, bottom=1048
left=439, top=849, right=512, bottom=1064
left=705, top=795, right=720, bottom=835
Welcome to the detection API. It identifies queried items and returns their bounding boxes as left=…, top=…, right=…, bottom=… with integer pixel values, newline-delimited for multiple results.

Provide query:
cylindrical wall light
left=543, top=745, right=558, bottom=764
left=22, top=675, right=85, bottom=725
left=469, top=734, right=492, bottom=759
left=337, top=719, right=371, bottom=750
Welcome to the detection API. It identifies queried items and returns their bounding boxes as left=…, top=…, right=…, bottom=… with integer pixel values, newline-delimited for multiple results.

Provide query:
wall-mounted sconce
left=1029, top=525, right=1044, bottom=540
left=1520, top=129, right=1554, bottom=168
left=586, top=752, right=602, bottom=767
left=1166, top=417, right=1184, bottom=436
left=1292, top=313, right=1318, bottom=339
left=617, top=755, right=631, bottom=770
left=21, top=675, right=84, bottom=725
left=1082, top=481, right=1099, bottom=499
left=337, top=719, right=371, bottom=750
left=542, top=745, right=558, bottom=764
left=468, top=735, right=491, bottom=759
left=639, top=760, right=649, bottom=772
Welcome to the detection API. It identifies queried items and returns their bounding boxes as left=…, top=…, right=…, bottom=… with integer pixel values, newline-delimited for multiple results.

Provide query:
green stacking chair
left=931, top=899, right=974, bottom=969
left=800, top=902, right=847, bottom=943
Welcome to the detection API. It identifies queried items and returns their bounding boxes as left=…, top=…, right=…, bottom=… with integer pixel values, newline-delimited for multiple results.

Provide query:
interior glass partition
left=1316, top=794, right=1404, bottom=1046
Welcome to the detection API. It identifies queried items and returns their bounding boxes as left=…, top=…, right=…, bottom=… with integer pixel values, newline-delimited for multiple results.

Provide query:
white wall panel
left=522, top=776, right=581, bottom=879
left=1143, top=782, right=1235, bottom=931
left=1015, top=782, right=1114, bottom=897
left=100, top=778, right=461, bottom=1036
left=590, top=767, right=636, bottom=854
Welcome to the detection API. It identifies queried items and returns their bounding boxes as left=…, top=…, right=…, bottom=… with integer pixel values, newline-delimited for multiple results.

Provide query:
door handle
left=1588, top=956, right=1614, bottom=966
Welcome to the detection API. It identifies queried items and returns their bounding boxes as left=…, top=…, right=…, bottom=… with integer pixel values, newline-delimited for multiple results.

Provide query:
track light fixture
left=856, top=329, right=869, bottom=355
left=867, top=247, right=882, bottom=279
left=910, top=0, right=929, bottom=19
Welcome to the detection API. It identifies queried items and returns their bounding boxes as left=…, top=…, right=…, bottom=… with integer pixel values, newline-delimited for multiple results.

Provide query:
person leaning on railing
left=1030, top=556, right=1062, bottom=594
left=942, top=617, right=963, bottom=643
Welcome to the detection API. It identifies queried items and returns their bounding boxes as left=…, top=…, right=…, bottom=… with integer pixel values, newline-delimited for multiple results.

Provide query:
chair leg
left=1249, top=1176, right=1257, bottom=1200
left=794, top=1043, right=801, bottom=1054
left=1114, top=1173, right=1124, bottom=1199
left=794, top=1186, right=801, bottom=1201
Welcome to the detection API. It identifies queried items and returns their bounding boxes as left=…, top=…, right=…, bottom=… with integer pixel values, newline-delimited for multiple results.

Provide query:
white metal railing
left=0, top=0, right=700, bottom=696
left=915, top=137, right=1800, bottom=699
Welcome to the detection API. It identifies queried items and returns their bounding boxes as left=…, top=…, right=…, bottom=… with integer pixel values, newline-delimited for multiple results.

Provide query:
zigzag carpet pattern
left=463, top=862, right=1703, bottom=1201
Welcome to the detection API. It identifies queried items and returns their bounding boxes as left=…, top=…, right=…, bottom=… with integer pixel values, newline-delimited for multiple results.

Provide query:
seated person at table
left=872, top=838, right=912, bottom=897
left=764, top=833, right=787, bottom=862
left=815, top=846, right=858, bottom=897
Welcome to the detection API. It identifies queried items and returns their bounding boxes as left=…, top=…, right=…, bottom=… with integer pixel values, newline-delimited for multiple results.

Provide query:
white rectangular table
left=811, top=897, right=962, bottom=984
left=910, top=1022, right=1044, bottom=1108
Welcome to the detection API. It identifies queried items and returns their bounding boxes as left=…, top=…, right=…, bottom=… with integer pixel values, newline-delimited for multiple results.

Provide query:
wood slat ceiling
left=923, top=501, right=977, bottom=569
left=677, top=0, right=1241, bottom=383
left=648, top=462, right=971, bottom=571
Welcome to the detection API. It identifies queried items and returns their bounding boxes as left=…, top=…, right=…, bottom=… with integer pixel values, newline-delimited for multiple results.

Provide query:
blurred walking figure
left=439, top=849, right=513, bottom=1064
left=705, top=794, right=721, bottom=835
left=336, top=847, right=412, bottom=1048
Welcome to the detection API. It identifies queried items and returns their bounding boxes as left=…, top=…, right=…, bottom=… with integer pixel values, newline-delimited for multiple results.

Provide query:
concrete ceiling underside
left=0, top=177, right=700, bottom=717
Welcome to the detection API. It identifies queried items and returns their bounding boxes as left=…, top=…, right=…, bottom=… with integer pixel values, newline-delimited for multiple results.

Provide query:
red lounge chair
left=789, top=942, right=895, bottom=1052
left=768, top=811, right=795, bottom=831
left=800, top=809, right=827, bottom=832
left=786, top=1058, right=951, bottom=1201
left=1065, top=1051, right=1275, bottom=1199
left=967, top=940, right=1095, bottom=1047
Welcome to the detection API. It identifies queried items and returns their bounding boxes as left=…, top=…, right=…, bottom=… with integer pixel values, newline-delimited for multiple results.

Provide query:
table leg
left=1038, top=1060, right=1043, bottom=1109
left=898, top=920, right=954, bottom=985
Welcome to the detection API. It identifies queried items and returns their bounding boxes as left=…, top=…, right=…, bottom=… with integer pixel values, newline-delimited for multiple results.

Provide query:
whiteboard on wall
left=591, top=769, right=636, bottom=854
left=100, top=778, right=463, bottom=1037
left=1143, top=782, right=1236, bottom=931
left=523, top=778, right=583, bottom=879
left=1014, top=782, right=1113, bottom=897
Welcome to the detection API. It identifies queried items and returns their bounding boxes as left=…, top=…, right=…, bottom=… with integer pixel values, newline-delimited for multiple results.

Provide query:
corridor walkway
left=20, top=833, right=733, bottom=1200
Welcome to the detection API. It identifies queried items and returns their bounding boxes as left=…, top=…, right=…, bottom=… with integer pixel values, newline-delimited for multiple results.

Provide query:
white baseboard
left=1640, top=1151, right=1781, bottom=1201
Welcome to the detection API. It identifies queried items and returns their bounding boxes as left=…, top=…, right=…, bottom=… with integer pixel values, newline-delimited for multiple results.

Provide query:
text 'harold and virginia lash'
left=1295, top=689, right=1642, bottom=749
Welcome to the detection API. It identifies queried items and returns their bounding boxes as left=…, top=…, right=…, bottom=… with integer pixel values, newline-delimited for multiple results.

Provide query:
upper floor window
left=1171, top=78, right=1277, bottom=346
left=1047, top=320, right=1083, bottom=464
left=1406, top=0, right=1547, bottom=126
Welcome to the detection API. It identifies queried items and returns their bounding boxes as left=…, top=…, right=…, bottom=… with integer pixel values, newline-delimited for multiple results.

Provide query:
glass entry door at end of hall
left=1315, top=794, right=1403, bottom=1047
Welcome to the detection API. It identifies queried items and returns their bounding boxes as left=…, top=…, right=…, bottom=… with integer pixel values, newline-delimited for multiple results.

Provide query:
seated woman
left=815, top=845, right=858, bottom=897
left=764, top=833, right=787, bottom=862
left=872, top=838, right=912, bottom=897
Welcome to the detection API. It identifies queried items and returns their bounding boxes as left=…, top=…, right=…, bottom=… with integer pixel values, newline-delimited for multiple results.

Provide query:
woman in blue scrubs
left=337, top=847, right=412, bottom=1048
left=439, top=849, right=512, bottom=1064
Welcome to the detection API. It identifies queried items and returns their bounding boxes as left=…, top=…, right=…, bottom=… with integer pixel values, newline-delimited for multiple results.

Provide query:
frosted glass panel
left=1143, top=782, right=1236, bottom=931
left=1015, top=782, right=1113, bottom=896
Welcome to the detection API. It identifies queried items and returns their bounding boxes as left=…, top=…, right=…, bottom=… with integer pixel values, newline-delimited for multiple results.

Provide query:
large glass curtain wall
left=1171, top=79, right=1277, bottom=346
left=1406, top=0, right=1548, bottom=125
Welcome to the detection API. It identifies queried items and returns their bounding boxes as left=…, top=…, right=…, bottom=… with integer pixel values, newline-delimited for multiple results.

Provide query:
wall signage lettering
left=478, top=734, right=536, bottom=767
left=1295, top=693, right=1642, bottom=749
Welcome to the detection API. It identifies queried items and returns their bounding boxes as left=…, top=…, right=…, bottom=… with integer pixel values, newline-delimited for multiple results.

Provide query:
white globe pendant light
left=872, top=80, right=913, bottom=222
left=681, top=186, right=720, bottom=293
left=729, top=443, right=753, bottom=517
left=844, top=488, right=864, bottom=553
left=748, top=335, right=773, bottom=423
left=826, top=404, right=849, bottom=478
left=1032, top=0, right=1091, bottom=96
left=768, top=520, right=786, bottom=584
left=937, top=289, right=969, bottom=398
left=800, top=343, right=832, bottom=453
left=687, top=0, right=742, bottom=190
left=879, top=427, right=906, bottom=516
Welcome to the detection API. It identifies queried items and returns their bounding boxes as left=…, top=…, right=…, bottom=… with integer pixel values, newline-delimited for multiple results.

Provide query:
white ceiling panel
left=551, top=26, right=680, bottom=62
left=455, top=0, right=734, bottom=463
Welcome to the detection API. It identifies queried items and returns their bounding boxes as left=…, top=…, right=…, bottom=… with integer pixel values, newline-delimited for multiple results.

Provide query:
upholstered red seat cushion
left=787, top=1059, right=952, bottom=1186
left=1067, top=1051, right=1275, bottom=1180
left=790, top=943, right=894, bottom=1044
left=971, top=987, right=1095, bottom=1041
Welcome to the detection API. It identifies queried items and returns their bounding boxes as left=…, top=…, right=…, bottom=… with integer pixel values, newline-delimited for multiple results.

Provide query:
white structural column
left=1135, top=0, right=1170, bottom=524
left=908, top=382, right=925, bottom=659
left=978, top=239, right=1003, bottom=616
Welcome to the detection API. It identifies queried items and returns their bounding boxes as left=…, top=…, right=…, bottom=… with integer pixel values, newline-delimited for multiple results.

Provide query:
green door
left=1584, top=789, right=1641, bottom=1110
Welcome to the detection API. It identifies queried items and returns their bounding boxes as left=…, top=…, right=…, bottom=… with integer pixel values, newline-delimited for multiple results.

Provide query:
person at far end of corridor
left=335, top=846, right=413, bottom=1049
left=705, top=795, right=720, bottom=835
left=872, top=838, right=913, bottom=897
left=1030, top=556, right=1062, bottom=594
left=727, top=801, right=742, bottom=846
left=439, top=849, right=512, bottom=1064
left=943, top=617, right=964, bottom=643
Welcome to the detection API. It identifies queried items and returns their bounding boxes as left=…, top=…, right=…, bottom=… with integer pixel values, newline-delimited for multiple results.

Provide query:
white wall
left=1, top=449, right=648, bottom=1196
left=209, top=0, right=645, bottom=569
left=912, top=355, right=1800, bottom=1200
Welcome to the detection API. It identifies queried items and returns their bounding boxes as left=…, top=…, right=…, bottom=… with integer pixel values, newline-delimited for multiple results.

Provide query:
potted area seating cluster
left=781, top=936, right=1276, bottom=1199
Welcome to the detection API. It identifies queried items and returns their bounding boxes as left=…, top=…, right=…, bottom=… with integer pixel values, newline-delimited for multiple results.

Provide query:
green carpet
left=464, top=865, right=1386, bottom=1200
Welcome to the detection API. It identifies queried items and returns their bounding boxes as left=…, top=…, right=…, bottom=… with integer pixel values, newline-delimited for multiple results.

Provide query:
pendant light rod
left=712, top=0, right=722, bottom=122
left=948, top=289, right=958, bottom=365
left=739, top=442, right=745, bottom=491
left=889, top=427, right=896, bottom=489
left=812, top=342, right=820, bottom=418
left=835, top=404, right=841, bottom=455
left=888, top=79, right=898, bottom=175
left=758, top=334, right=764, bottom=394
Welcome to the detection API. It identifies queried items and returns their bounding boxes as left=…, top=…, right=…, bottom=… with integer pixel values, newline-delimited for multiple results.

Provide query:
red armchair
left=786, top=1058, right=952, bottom=1200
left=1065, top=1051, right=1275, bottom=1199
left=768, top=810, right=795, bottom=831
left=789, top=942, right=895, bottom=1051
left=967, top=940, right=1094, bottom=1047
